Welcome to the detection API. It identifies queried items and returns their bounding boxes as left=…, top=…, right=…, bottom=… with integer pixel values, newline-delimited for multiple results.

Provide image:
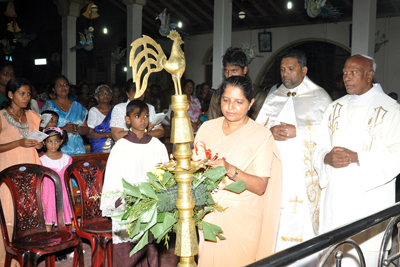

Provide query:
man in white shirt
left=256, top=50, right=332, bottom=267
left=110, top=79, right=164, bottom=141
left=313, top=54, right=400, bottom=266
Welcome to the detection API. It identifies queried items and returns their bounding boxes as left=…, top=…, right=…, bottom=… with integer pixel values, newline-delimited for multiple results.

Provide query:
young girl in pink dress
left=40, top=127, right=73, bottom=231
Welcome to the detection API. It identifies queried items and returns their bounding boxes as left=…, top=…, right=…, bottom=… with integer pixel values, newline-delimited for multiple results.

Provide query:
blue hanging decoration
left=70, top=28, right=94, bottom=52
left=305, top=0, right=342, bottom=19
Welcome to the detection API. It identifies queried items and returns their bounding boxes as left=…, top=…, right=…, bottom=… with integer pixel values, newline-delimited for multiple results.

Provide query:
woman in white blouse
left=87, top=84, right=115, bottom=152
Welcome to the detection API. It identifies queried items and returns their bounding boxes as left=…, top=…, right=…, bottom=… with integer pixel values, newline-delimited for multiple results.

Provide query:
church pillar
left=54, top=0, right=84, bottom=84
left=351, top=0, right=377, bottom=57
left=212, top=0, right=232, bottom=88
left=123, top=0, right=146, bottom=80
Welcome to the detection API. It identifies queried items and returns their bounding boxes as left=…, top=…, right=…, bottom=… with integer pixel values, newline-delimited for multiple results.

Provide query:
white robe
left=256, top=76, right=332, bottom=267
left=313, top=84, right=400, bottom=266
left=100, top=137, right=169, bottom=244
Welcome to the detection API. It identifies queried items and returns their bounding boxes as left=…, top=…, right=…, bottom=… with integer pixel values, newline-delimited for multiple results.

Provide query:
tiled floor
left=37, top=239, right=180, bottom=267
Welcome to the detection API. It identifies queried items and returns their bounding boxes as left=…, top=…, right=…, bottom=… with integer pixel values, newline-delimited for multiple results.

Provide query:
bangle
left=228, top=166, right=239, bottom=180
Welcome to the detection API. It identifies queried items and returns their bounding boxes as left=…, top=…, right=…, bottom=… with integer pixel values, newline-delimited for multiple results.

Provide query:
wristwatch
left=229, top=167, right=239, bottom=180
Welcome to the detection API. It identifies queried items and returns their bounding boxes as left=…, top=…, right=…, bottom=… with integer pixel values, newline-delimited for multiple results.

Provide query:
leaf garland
left=115, top=164, right=247, bottom=256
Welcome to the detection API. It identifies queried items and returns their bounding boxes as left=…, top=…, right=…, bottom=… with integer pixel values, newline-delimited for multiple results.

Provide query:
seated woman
left=193, top=76, right=282, bottom=267
left=87, top=84, right=114, bottom=153
left=41, top=75, right=89, bottom=155
left=183, top=79, right=201, bottom=133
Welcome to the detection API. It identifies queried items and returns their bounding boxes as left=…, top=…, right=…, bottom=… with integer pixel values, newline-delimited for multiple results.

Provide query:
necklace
left=55, top=99, right=70, bottom=112
left=220, top=116, right=248, bottom=160
left=8, top=107, right=23, bottom=123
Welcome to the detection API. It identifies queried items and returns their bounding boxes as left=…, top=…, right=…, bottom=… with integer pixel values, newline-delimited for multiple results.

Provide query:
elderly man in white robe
left=256, top=50, right=332, bottom=266
left=313, top=54, right=400, bottom=266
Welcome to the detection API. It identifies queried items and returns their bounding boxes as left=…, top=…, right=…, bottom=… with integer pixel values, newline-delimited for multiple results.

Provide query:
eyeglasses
left=55, top=83, right=68, bottom=88
left=98, top=92, right=112, bottom=96
left=1, top=71, right=15, bottom=77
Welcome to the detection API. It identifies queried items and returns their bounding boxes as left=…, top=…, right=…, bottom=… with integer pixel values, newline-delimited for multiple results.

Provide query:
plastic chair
left=65, top=159, right=112, bottom=267
left=0, top=164, right=84, bottom=267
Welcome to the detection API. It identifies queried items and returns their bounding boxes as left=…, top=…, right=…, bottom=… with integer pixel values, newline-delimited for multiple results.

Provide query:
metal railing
left=247, top=202, right=400, bottom=267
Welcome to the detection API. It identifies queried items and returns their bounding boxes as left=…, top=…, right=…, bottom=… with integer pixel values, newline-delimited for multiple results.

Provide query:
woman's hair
left=94, top=84, right=112, bottom=97
left=218, top=76, right=255, bottom=103
left=182, top=79, right=194, bottom=90
left=0, top=60, right=14, bottom=72
left=1, top=78, right=32, bottom=109
left=42, top=127, right=68, bottom=152
left=126, top=99, right=149, bottom=116
left=78, top=82, right=89, bottom=95
left=125, top=78, right=135, bottom=94
left=41, top=110, right=59, bottom=119
left=52, top=74, right=70, bottom=91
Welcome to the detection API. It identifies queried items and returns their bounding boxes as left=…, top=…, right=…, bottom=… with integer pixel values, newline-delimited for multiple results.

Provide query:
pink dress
left=40, top=154, right=73, bottom=225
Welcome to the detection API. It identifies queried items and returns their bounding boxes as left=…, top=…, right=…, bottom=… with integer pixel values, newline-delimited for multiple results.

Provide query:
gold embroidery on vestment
left=328, top=103, right=342, bottom=146
left=289, top=194, right=303, bottom=213
left=363, top=106, right=388, bottom=151
left=281, top=236, right=303, bottom=242
left=303, top=119, right=321, bottom=235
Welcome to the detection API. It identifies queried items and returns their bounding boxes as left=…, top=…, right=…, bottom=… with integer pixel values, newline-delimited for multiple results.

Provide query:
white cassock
left=256, top=75, right=332, bottom=267
left=100, top=136, right=169, bottom=244
left=313, top=84, right=400, bottom=267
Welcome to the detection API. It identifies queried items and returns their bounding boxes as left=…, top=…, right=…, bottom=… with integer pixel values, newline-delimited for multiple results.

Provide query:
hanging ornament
left=89, top=26, right=94, bottom=32
left=12, top=38, right=16, bottom=43
left=239, top=0, right=246, bottom=19
left=4, top=2, right=17, bottom=17
left=82, top=2, right=99, bottom=19
left=7, top=19, right=21, bottom=33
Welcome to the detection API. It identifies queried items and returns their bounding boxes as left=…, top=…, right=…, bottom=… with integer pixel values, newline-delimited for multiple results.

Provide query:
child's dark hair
left=126, top=99, right=149, bottom=116
left=41, top=110, right=59, bottom=119
left=1, top=78, right=32, bottom=109
left=42, top=128, right=68, bottom=152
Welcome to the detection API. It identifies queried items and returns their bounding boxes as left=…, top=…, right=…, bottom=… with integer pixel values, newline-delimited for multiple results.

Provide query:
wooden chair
left=0, top=164, right=84, bottom=267
left=65, top=159, right=112, bottom=267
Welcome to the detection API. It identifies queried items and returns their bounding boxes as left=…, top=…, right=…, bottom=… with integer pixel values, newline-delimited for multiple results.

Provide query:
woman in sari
left=193, top=76, right=282, bottom=267
left=87, top=84, right=114, bottom=152
left=41, top=75, right=89, bottom=155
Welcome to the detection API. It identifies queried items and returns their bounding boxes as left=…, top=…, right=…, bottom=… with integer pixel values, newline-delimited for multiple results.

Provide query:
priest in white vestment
left=313, top=54, right=400, bottom=266
left=256, top=50, right=332, bottom=266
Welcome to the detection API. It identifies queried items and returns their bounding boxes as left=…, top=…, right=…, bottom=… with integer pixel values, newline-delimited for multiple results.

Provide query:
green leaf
left=197, top=207, right=212, bottom=220
left=151, top=212, right=177, bottom=239
left=139, top=182, right=158, bottom=199
left=140, top=203, right=157, bottom=223
left=147, top=172, right=165, bottom=191
left=223, top=180, right=247, bottom=194
left=206, top=192, right=215, bottom=205
left=121, top=202, right=136, bottom=220
left=162, top=171, right=172, bottom=185
left=202, top=221, right=225, bottom=241
left=130, top=231, right=149, bottom=256
left=157, top=212, right=166, bottom=223
left=130, top=204, right=158, bottom=239
left=122, top=179, right=141, bottom=198
left=156, top=224, right=174, bottom=244
left=206, top=184, right=215, bottom=191
left=204, top=166, right=226, bottom=181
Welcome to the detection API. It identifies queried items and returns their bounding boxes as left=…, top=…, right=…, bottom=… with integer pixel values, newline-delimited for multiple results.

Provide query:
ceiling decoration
left=109, top=0, right=397, bottom=37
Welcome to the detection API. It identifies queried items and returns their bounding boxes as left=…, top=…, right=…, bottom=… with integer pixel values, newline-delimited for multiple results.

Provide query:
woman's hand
left=19, top=139, right=39, bottom=148
left=62, top=122, right=77, bottom=134
left=208, top=159, right=234, bottom=176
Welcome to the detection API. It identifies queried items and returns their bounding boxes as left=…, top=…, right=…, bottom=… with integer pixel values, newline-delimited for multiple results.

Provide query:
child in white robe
left=100, top=100, right=169, bottom=267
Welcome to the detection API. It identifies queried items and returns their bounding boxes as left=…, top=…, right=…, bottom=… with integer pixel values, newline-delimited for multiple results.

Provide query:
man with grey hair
left=256, top=49, right=332, bottom=266
left=314, top=54, right=400, bottom=266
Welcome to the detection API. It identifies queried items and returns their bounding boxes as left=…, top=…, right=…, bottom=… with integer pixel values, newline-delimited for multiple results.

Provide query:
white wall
left=157, top=16, right=400, bottom=95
